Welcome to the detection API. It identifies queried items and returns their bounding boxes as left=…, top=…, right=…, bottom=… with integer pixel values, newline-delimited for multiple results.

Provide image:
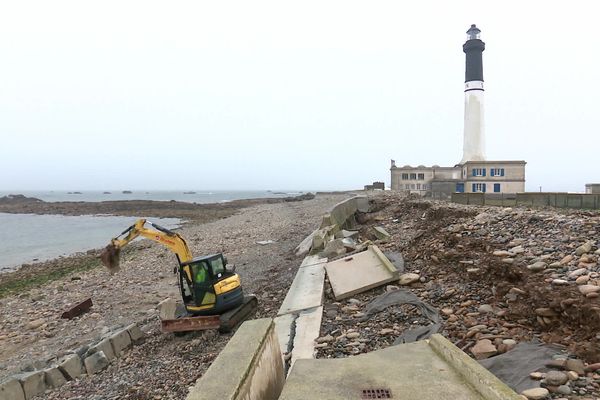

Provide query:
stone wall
left=452, top=192, right=600, bottom=210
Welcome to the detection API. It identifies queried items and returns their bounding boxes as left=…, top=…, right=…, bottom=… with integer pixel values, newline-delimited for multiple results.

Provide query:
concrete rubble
left=314, top=192, right=600, bottom=399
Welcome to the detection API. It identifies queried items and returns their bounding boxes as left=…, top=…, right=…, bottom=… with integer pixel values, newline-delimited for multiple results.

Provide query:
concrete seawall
left=186, top=319, right=284, bottom=400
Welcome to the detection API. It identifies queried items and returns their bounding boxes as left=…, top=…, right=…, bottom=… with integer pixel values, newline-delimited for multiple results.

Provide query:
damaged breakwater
left=315, top=192, right=600, bottom=399
left=0, top=193, right=350, bottom=400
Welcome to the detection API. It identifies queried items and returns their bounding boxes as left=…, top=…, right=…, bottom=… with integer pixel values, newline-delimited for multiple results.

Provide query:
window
left=472, top=183, right=487, bottom=193
left=417, top=173, right=425, bottom=180
left=494, top=183, right=501, bottom=193
left=405, top=184, right=410, bottom=190
left=410, top=173, right=417, bottom=180
left=416, top=184, right=421, bottom=190
left=490, top=168, right=505, bottom=177
left=401, top=173, right=409, bottom=180
left=472, top=168, right=486, bottom=177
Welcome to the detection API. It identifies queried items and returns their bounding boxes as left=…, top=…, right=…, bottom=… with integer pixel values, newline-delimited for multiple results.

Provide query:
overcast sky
left=1, top=1, right=598, bottom=192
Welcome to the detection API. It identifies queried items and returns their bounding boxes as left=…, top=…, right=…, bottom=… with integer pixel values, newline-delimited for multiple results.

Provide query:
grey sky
left=1, top=1, right=598, bottom=192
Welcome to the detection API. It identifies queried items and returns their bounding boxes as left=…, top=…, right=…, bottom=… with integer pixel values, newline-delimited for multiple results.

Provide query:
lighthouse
left=460, top=24, right=486, bottom=163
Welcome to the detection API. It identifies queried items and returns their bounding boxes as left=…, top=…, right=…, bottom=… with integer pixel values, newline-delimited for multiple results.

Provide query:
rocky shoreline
left=0, top=193, right=350, bottom=399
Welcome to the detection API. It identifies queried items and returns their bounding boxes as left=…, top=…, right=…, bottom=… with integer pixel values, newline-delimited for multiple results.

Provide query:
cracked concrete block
left=110, top=328, right=132, bottom=357
left=58, top=354, right=84, bottom=380
left=88, top=338, right=115, bottom=361
left=44, top=366, right=67, bottom=389
left=15, top=371, right=45, bottom=400
left=125, top=323, right=145, bottom=343
left=0, top=378, right=25, bottom=400
left=84, top=351, right=110, bottom=375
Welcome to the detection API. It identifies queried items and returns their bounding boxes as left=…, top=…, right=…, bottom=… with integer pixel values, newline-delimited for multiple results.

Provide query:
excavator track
left=219, top=295, right=258, bottom=333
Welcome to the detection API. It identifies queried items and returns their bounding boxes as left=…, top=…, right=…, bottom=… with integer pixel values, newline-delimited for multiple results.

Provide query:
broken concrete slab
left=324, top=245, right=400, bottom=301
left=84, top=351, right=110, bottom=375
left=373, top=226, right=391, bottom=242
left=299, top=255, right=327, bottom=269
left=109, top=328, right=132, bottom=357
left=295, top=229, right=318, bottom=257
left=58, top=354, right=84, bottom=380
left=334, top=229, right=359, bottom=240
left=291, top=306, right=323, bottom=367
left=0, top=378, right=25, bottom=400
left=278, top=263, right=325, bottom=316
left=126, top=323, right=145, bottom=343
left=44, top=366, right=67, bottom=389
left=15, top=371, right=45, bottom=400
left=158, top=298, right=177, bottom=320
left=281, top=334, right=520, bottom=400
left=320, top=239, right=347, bottom=259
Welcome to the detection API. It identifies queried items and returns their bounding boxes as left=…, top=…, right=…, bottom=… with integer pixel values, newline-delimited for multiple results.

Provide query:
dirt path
left=0, top=193, right=351, bottom=399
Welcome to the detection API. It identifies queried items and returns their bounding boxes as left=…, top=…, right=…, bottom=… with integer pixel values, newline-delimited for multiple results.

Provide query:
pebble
left=527, top=262, right=546, bottom=272
left=545, top=370, right=568, bottom=386
left=521, top=387, right=549, bottom=399
left=398, top=273, right=420, bottom=286
left=578, top=285, right=600, bottom=295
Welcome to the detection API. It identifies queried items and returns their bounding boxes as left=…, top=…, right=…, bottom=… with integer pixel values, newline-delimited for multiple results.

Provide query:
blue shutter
left=472, top=183, right=476, bottom=192
left=482, top=183, right=487, bottom=193
left=501, top=169, right=505, bottom=177
left=482, top=168, right=486, bottom=176
left=472, top=169, right=476, bottom=177
left=494, top=183, right=500, bottom=193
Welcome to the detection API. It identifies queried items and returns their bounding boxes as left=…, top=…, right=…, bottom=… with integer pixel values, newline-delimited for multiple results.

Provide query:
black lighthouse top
left=463, top=24, right=485, bottom=83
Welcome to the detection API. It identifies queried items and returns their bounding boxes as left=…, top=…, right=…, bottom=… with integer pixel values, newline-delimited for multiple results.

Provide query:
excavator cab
left=179, top=254, right=244, bottom=316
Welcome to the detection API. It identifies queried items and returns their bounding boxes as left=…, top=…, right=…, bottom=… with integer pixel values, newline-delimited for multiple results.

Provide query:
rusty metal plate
left=61, top=298, right=93, bottom=319
left=361, top=389, right=392, bottom=399
left=161, top=315, right=221, bottom=333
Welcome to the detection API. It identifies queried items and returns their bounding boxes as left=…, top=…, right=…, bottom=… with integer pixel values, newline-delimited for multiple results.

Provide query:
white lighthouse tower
left=460, top=24, right=486, bottom=164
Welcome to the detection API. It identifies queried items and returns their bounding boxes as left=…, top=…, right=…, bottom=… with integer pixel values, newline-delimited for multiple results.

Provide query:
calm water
left=0, top=190, right=306, bottom=203
left=0, top=213, right=181, bottom=272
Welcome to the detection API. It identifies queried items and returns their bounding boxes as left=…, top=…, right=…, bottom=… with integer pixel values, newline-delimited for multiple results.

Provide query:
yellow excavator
left=100, top=219, right=257, bottom=332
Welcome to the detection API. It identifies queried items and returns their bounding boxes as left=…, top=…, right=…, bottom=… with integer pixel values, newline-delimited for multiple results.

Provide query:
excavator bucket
left=100, top=243, right=121, bottom=274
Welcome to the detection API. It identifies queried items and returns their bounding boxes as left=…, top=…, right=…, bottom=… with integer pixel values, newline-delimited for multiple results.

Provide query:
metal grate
left=361, top=389, right=392, bottom=399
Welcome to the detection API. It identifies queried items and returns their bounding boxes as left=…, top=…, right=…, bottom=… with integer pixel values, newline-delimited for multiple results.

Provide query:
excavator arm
left=100, top=219, right=194, bottom=280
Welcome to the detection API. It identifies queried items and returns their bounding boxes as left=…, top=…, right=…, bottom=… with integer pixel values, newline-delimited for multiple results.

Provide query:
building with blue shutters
left=390, top=25, right=526, bottom=196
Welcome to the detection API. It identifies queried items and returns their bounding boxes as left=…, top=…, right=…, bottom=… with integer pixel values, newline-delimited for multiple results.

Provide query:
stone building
left=390, top=25, right=526, bottom=196
left=586, top=184, right=600, bottom=194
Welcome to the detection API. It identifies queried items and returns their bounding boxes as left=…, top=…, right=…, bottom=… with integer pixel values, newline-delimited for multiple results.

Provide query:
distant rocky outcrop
left=0, top=194, right=43, bottom=204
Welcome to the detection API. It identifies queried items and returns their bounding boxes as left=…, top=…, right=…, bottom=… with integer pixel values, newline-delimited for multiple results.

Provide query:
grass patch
left=0, top=256, right=102, bottom=299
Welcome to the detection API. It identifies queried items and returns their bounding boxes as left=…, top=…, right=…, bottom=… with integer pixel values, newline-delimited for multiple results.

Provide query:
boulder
left=578, top=285, right=600, bottom=295
left=58, top=354, right=84, bottom=380
left=0, top=378, right=25, bottom=400
left=471, top=339, right=498, bottom=360
left=521, top=387, right=549, bottom=399
left=398, top=273, right=420, bottom=286
left=565, top=359, right=585, bottom=375
left=544, top=370, right=568, bottom=386
left=158, top=298, right=177, bottom=320
left=84, top=351, right=110, bottom=375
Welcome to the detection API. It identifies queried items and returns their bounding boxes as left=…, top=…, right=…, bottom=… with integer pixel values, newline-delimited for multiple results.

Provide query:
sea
left=0, top=190, right=306, bottom=272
